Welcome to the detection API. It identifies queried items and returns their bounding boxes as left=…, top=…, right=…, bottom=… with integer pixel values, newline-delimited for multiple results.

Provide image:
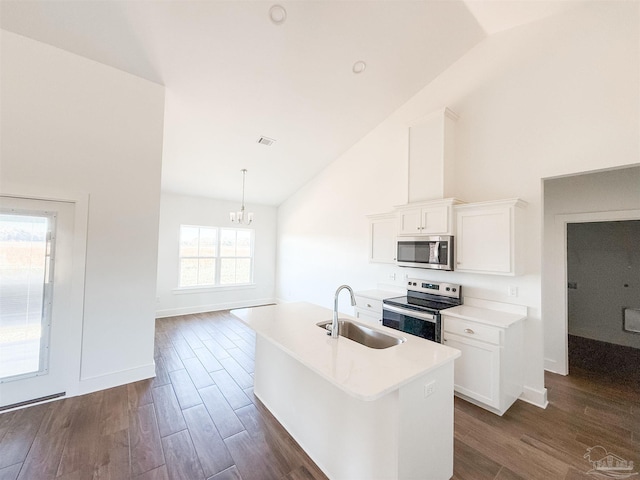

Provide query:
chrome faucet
left=331, top=285, right=356, bottom=339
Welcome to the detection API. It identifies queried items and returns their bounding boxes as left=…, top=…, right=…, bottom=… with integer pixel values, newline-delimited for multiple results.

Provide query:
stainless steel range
left=382, top=278, right=462, bottom=342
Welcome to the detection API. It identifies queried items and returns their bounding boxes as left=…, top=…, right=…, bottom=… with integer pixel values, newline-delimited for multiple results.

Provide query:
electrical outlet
left=424, top=381, right=436, bottom=398
left=508, top=286, right=518, bottom=297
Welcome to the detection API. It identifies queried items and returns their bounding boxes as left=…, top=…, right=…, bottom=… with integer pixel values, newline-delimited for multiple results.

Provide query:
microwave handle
left=383, top=304, right=436, bottom=322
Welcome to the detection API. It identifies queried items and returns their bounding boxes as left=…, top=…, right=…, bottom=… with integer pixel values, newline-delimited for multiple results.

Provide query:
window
left=179, top=225, right=253, bottom=287
left=0, top=212, right=54, bottom=380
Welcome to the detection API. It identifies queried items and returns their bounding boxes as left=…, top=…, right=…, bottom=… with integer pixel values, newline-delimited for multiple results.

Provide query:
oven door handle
left=383, top=304, right=436, bottom=322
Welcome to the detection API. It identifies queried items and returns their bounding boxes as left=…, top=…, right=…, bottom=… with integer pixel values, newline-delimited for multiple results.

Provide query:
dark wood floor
left=0, top=311, right=638, bottom=480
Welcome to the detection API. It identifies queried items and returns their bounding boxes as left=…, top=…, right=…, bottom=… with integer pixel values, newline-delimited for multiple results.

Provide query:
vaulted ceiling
left=0, top=1, right=580, bottom=205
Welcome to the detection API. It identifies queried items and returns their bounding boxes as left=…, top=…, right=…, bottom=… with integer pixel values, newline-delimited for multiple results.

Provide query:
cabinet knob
left=464, top=328, right=475, bottom=334
left=366, top=303, right=372, bottom=308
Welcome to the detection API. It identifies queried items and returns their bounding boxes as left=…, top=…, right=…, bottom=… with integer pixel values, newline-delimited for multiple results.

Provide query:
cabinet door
left=443, top=332, right=500, bottom=409
left=355, top=308, right=381, bottom=325
left=421, top=206, right=449, bottom=234
left=397, top=208, right=422, bottom=235
left=456, top=207, right=512, bottom=273
left=369, top=217, right=396, bottom=263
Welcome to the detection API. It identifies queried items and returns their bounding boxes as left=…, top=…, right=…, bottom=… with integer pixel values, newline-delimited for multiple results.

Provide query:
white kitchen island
left=231, top=302, right=461, bottom=480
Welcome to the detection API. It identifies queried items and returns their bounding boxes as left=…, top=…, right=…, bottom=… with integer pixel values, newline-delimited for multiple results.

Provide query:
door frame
left=548, top=209, right=640, bottom=375
left=0, top=186, right=89, bottom=404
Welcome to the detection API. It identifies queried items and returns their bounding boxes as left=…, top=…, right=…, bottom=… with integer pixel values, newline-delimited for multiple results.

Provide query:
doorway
left=542, top=165, right=640, bottom=376
left=566, top=220, right=640, bottom=378
left=0, top=196, right=78, bottom=410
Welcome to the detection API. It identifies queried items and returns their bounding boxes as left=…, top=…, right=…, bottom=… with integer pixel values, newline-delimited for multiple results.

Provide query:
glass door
left=0, top=212, right=54, bottom=381
left=0, top=196, right=77, bottom=410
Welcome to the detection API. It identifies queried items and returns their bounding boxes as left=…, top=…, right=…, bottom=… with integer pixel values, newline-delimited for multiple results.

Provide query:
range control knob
left=452, top=288, right=457, bottom=292
left=445, top=287, right=451, bottom=291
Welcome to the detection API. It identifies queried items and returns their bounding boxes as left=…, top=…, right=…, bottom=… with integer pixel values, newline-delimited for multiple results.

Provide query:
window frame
left=177, top=224, right=255, bottom=289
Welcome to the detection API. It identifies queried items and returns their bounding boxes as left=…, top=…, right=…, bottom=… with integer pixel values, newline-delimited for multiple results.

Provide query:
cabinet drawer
left=354, top=296, right=382, bottom=314
left=443, top=317, right=501, bottom=345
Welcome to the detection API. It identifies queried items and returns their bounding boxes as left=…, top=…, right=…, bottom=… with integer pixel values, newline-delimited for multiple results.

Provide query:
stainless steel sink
left=317, top=320, right=405, bottom=349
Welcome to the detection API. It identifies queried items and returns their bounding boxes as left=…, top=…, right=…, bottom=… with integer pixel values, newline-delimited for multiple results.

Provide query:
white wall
left=567, top=220, right=640, bottom=349
left=543, top=167, right=640, bottom=372
left=276, top=2, right=639, bottom=407
left=156, top=193, right=277, bottom=317
left=1, top=30, right=165, bottom=393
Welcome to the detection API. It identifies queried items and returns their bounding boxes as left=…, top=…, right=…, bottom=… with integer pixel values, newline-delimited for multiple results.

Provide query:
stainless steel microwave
left=396, top=235, right=454, bottom=271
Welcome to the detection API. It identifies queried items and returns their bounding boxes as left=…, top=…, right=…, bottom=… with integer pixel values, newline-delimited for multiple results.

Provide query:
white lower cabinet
left=443, top=333, right=500, bottom=409
left=354, top=308, right=380, bottom=325
left=354, top=295, right=383, bottom=325
left=353, top=290, right=400, bottom=326
left=442, top=307, right=524, bottom=416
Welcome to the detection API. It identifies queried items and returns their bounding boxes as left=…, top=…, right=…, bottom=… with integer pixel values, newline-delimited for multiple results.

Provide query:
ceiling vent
left=257, top=136, right=276, bottom=146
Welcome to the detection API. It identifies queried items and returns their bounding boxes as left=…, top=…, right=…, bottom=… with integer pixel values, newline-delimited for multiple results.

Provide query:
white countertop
left=231, top=302, right=460, bottom=401
left=441, top=305, right=526, bottom=328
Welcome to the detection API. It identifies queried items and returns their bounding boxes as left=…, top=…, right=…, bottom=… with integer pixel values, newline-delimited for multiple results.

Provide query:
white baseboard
left=76, top=362, right=156, bottom=396
left=519, top=385, right=548, bottom=409
left=544, top=357, right=568, bottom=375
left=155, top=297, right=276, bottom=318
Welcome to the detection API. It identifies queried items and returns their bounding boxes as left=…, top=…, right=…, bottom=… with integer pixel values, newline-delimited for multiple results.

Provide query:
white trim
left=408, top=106, right=459, bottom=127
left=172, top=283, right=256, bottom=295
left=519, top=385, right=548, bottom=409
left=155, top=297, right=276, bottom=319
left=550, top=209, right=640, bottom=375
left=544, top=357, right=563, bottom=374
left=77, top=362, right=156, bottom=396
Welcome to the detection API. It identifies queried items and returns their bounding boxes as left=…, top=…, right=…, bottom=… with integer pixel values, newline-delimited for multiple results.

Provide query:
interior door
left=0, top=196, right=76, bottom=409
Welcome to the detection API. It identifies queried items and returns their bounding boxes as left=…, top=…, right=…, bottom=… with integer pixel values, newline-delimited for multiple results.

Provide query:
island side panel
left=398, top=361, right=455, bottom=480
left=254, top=335, right=400, bottom=480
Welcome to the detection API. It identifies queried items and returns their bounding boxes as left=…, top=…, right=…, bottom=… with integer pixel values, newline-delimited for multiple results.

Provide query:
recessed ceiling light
left=269, top=5, right=287, bottom=25
left=352, top=60, right=367, bottom=74
left=257, top=136, right=276, bottom=146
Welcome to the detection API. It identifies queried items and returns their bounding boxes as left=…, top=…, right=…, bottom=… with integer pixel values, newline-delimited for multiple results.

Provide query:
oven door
left=382, top=304, right=441, bottom=342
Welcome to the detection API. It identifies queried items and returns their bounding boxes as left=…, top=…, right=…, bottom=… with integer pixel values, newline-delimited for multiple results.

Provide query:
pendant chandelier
left=230, top=168, right=253, bottom=225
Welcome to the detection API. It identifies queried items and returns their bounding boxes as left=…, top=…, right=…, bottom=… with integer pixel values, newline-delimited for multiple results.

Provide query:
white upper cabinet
left=366, top=213, right=397, bottom=263
left=396, top=198, right=461, bottom=236
left=455, top=199, right=527, bottom=275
